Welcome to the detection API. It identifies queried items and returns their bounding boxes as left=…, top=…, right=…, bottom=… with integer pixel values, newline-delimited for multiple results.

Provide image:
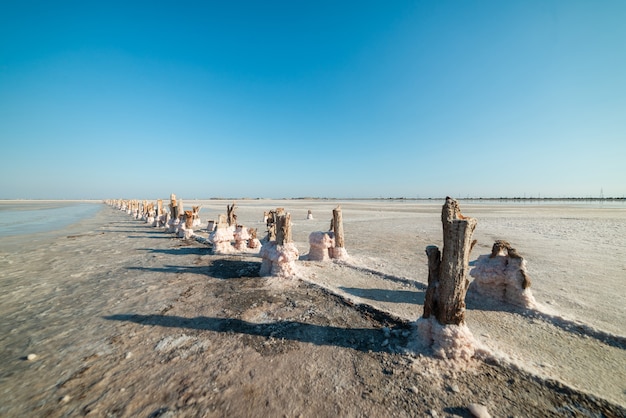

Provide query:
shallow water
left=0, top=201, right=101, bottom=237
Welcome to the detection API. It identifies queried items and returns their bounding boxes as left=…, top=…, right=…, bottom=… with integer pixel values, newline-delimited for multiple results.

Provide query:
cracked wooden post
left=169, top=194, right=178, bottom=220
left=330, top=205, right=348, bottom=259
left=424, top=197, right=477, bottom=325
left=177, top=198, right=185, bottom=220
left=423, top=246, right=441, bottom=320
left=266, top=210, right=277, bottom=241
left=260, top=208, right=299, bottom=277
left=184, top=210, right=194, bottom=229
left=418, top=197, right=478, bottom=360
left=276, top=208, right=291, bottom=245
left=227, top=202, right=237, bottom=226
left=332, top=206, right=344, bottom=248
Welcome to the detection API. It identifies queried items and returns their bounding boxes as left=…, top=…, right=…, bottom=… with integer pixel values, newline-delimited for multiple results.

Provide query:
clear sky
left=1, top=1, right=624, bottom=199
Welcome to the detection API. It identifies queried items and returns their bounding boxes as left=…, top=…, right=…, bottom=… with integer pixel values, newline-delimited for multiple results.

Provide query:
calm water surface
left=0, top=201, right=102, bottom=237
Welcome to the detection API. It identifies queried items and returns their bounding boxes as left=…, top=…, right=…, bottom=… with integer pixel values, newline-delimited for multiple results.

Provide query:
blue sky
left=1, top=1, right=624, bottom=199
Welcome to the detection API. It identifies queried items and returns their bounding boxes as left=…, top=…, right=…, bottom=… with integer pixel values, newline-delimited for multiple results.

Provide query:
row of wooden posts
left=106, top=196, right=534, bottom=353
left=104, top=195, right=347, bottom=260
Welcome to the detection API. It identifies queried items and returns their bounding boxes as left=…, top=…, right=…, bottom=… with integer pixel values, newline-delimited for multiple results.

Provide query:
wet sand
left=1, top=200, right=624, bottom=417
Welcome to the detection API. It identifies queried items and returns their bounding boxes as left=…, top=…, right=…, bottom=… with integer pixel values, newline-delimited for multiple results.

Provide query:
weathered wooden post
left=418, top=197, right=478, bottom=360
left=307, top=209, right=313, bottom=220
left=233, top=225, right=250, bottom=251
left=247, top=228, right=260, bottom=249
left=177, top=198, right=185, bottom=220
left=169, top=194, right=178, bottom=220
left=425, top=197, right=477, bottom=325
left=330, top=205, right=348, bottom=259
left=210, top=213, right=234, bottom=254
left=176, top=210, right=194, bottom=239
left=184, top=210, right=194, bottom=229
left=227, top=202, right=237, bottom=226
left=192, top=205, right=202, bottom=227
left=265, top=209, right=277, bottom=241
left=156, top=199, right=164, bottom=227
left=276, top=208, right=292, bottom=245
left=167, top=194, right=180, bottom=233
left=260, top=208, right=299, bottom=277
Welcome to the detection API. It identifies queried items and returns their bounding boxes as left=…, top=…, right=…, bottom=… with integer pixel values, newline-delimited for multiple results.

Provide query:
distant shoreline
left=1, top=197, right=625, bottom=203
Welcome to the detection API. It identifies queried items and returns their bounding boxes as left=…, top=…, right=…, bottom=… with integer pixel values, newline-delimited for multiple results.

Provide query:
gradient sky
left=1, top=1, right=625, bottom=199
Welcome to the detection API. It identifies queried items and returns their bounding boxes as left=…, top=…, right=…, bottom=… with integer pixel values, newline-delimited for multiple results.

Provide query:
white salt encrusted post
left=233, top=225, right=250, bottom=251
left=247, top=228, right=261, bottom=249
left=177, top=210, right=194, bottom=239
left=192, top=205, right=202, bottom=227
left=307, top=209, right=314, bottom=220
left=167, top=194, right=179, bottom=233
left=209, top=216, right=234, bottom=254
left=260, top=209, right=299, bottom=277
left=156, top=200, right=165, bottom=227
left=469, top=240, right=536, bottom=308
left=417, top=197, right=479, bottom=360
left=145, top=202, right=155, bottom=225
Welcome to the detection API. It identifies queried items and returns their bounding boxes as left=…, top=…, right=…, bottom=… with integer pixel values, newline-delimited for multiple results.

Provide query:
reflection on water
left=0, top=202, right=101, bottom=237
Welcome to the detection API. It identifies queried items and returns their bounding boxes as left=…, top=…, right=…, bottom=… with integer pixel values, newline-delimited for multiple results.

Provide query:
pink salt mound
left=233, top=226, right=250, bottom=251
left=469, top=254, right=537, bottom=308
left=308, top=231, right=334, bottom=261
left=210, top=227, right=235, bottom=254
left=330, top=246, right=349, bottom=260
left=416, top=317, right=478, bottom=361
left=259, top=242, right=299, bottom=278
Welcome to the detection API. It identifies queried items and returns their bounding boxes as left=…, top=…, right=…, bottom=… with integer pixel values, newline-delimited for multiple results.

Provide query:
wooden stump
left=276, top=209, right=291, bottom=245
left=332, top=206, right=345, bottom=249
left=157, top=199, right=163, bottom=217
left=266, top=209, right=278, bottom=241
left=423, top=197, right=477, bottom=325
left=227, top=202, right=237, bottom=226
left=184, top=210, right=194, bottom=229
left=177, top=199, right=185, bottom=220
left=170, top=194, right=178, bottom=220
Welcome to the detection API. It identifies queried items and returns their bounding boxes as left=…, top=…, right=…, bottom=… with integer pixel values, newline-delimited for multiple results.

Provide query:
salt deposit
left=1, top=199, right=625, bottom=415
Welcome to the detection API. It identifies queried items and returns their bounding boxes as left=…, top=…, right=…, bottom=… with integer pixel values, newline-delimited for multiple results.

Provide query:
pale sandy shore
left=0, top=200, right=624, bottom=417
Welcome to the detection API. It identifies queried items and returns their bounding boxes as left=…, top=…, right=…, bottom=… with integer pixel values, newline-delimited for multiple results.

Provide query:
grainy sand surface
left=1, top=200, right=624, bottom=417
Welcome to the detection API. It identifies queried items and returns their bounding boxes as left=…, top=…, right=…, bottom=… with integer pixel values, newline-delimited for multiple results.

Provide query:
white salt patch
left=416, top=317, right=481, bottom=361
left=155, top=335, right=193, bottom=352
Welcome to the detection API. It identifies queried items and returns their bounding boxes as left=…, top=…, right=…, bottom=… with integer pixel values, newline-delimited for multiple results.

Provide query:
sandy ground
left=0, top=199, right=625, bottom=417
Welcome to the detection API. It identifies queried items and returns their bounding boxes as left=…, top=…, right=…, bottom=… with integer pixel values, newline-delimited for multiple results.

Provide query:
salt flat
left=0, top=199, right=624, bottom=416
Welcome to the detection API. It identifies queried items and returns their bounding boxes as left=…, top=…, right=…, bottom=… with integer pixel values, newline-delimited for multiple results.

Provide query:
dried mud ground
left=1, top=202, right=625, bottom=417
